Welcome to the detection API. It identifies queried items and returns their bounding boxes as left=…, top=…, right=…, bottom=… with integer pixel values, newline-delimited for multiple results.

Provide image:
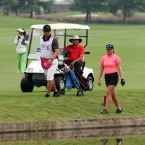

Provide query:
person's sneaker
left=116, top=108, right=122, bottom=113
left=45, top=94, right=50, bottom=98
left=17, top=70, right=20, bottom=73
left=116, top=138, right=122, bottom=144
left=53, top=92, right=60, bottom=97
left=101, top=109, right=108, bottom=114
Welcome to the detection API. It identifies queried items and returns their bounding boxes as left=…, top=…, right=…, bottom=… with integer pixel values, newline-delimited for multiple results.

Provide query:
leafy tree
left=37, top=0, right=54, bottom=14
left=19, top=0, right=39, bottom=18
left=120, top=0, right=139, bottom=21
left=0, top=0, right=19, bottom=15
left=0, top=0, right=2, bottom=7
left=24, top=0, right=54, bottom=17
left=69, top=0, right=105, bottom=23
left=136, top=0, right=145, bottom=12
left=0, top=0, right=54, bottom=18
left=107, top=0, right=145, bottom=22
left=107, top=0, right=119, bottom=15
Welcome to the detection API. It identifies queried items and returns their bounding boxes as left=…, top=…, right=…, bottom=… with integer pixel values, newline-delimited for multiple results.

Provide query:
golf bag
left=63, top=60, right=89, bottom=90
left=74, top=66, right=89, bottom=90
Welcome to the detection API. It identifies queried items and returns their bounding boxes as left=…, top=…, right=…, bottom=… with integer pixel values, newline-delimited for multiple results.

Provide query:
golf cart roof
left=30, top=23, right=90, bottom=30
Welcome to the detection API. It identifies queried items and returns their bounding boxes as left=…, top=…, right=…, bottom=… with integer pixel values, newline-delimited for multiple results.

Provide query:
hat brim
left=69, top=39, right=82, bottom=43
left=17, top=29, right=24, bottom=33
left=106, top=47, right=113, bottom=50
left=43, top=29, right=51, bottom=31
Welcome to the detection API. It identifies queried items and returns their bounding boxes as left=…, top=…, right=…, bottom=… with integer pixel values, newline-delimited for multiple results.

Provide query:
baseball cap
left=43, top=24, right=51, bottom=31
left=106, top=43, right=114, bottom=49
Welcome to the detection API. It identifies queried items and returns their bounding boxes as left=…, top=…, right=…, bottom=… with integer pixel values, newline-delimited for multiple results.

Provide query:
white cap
left=17, top=28, right=25, bottom=32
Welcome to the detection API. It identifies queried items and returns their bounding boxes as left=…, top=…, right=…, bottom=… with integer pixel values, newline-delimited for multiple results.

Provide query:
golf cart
left=21, top=23, right=94, bottom=96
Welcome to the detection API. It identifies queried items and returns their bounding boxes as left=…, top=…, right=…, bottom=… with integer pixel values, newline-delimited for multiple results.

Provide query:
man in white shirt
left=40, top=25, right=60, bottom=98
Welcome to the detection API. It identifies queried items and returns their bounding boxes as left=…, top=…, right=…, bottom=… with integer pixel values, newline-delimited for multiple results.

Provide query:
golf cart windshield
left=27, top=23, right=90, bottom=63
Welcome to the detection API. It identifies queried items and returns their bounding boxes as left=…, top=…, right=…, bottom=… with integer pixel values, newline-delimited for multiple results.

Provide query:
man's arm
left=97, top=64, right=104, bottom=86
left=64, top=46, right=70, bottom=60
left=51, top=39, right=59, bottom=60
left=73, top=56, right=84, bottom=62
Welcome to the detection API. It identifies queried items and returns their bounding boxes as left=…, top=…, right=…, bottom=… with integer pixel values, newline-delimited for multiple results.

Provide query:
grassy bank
left=0, top=16, right=145, bottom=123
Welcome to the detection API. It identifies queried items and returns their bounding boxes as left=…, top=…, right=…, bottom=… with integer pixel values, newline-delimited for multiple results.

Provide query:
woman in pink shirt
left=97, top=43, right=125, bottom=114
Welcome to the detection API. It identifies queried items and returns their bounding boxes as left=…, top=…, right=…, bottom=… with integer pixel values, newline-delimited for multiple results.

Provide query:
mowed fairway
left=0, top=16, right=145, bottom=123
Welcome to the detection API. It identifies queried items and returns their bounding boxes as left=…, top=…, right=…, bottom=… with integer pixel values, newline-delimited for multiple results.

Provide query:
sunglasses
left=106, top=49, right=112, bottom=50
left=106, top=43, right=113, bottom=48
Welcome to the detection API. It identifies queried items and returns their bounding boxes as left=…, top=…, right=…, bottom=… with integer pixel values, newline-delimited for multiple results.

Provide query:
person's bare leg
left=52, top=81, right=58, bottom=92
left=105, top=85, right=115, bottom=110
left=111, top=88, right=121, bottom=109
left=47, top=80, right=54, bottom=94
left=51, top=80, right=60, bottom=97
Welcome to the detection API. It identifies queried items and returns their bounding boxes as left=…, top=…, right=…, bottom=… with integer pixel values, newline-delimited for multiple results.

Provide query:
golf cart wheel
left=87, top=76, right=94, bottom=91
left=21, top=77, right=34, bottom=92
left=59, top=89, right=65, bottom=95
left=54, top=77, right=65, bottom=94
left=76, top=90, right=83, bottom=96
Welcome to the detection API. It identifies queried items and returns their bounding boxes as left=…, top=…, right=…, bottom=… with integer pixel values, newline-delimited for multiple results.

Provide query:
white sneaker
left=17, top=70, right=20, bottom=73
left=21, top=70, right=25, bottom=73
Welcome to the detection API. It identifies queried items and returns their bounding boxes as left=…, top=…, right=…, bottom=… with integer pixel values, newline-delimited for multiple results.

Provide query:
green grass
left=0, top=16, right=145, bottom=123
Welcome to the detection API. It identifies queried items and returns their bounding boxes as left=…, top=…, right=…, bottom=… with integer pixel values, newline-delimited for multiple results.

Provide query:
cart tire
left=54, top=77, right=65, bottom=93
left=77, top=90, right=83, bottom=96
left=21, top=77, right=34, bottom=92
left=87, top=76, right=93, bottom=91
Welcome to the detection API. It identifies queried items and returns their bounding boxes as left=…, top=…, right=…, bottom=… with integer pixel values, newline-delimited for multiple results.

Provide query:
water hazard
left=0, top=126, right=145, bottom=145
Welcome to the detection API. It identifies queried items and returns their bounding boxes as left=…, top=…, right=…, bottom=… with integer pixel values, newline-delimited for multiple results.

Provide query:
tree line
left=70, top=0, right=145, bottom=22
left=0, top=0, right=53, bottom=18
left=0, top=0, right=145, bottom=22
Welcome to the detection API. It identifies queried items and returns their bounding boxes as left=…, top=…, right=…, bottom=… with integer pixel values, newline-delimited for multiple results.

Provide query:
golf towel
left=40, top=58, right=52, bottom=69
left=66, top=69, right=80, bottom=90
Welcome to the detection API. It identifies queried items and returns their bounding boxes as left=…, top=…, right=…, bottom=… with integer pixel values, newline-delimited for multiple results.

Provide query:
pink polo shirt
left=100, top=54, right=121, bottom=74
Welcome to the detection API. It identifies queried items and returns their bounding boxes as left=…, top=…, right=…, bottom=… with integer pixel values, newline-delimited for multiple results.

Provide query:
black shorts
left=105, top=72, right=118, bottom=87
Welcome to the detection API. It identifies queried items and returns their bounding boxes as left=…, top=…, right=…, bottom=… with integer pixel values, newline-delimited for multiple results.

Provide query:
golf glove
left=121, top=79, right=125, bottom=86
